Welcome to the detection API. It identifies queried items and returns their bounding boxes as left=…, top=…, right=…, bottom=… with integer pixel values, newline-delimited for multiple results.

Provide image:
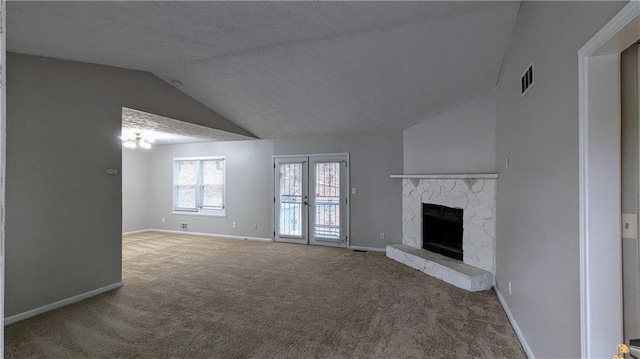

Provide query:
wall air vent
left=179, top=222, right=188, bottom=231
left=521, top=62, right=534, bottom=96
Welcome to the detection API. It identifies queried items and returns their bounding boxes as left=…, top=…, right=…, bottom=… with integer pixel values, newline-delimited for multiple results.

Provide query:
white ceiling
left=8, top=1, right=519, bottom=139
left=122, top=107, right=253, bottom=145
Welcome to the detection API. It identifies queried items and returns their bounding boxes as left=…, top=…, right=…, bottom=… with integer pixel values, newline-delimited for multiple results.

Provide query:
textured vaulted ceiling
left=122, top=108, right=254, bottom=145
left=8, top=1, right=519, bottom=139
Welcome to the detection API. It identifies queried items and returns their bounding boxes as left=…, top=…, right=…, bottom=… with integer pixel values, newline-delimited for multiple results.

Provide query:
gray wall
left=122, top=148, right=150, bottom=233
left=273, top=131, right=403, bottom=248
left=403, top=90, right=496, bottom=174
left=494, top=2, right=626, bottom=358
left=148, top=139, right=274, bottom=238
left=621, top=44, right=640, bottom=343
left=6, top=53, right=248, bottom=317
left=147, top=130, right=403, bottom=249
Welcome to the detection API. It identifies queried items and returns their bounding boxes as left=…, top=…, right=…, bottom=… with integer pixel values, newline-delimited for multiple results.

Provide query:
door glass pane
left=314, top=162, right=340, bottom=239
left=279, top=163, right=303, bottom=236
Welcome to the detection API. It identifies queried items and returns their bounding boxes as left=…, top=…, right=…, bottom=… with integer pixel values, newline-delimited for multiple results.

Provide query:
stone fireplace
left=386, top=174, right=497, bottom=291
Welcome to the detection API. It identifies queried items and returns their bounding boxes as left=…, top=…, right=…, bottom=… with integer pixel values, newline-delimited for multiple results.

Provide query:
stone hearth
left=387, top=174, right=498, bottom=291
left=386, top=244, right=494, bottom=291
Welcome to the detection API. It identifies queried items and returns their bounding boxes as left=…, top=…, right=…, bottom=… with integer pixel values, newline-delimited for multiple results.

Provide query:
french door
left=274, top=154, right=348, bottom=248
left=274, top=157, right=308, bottom=245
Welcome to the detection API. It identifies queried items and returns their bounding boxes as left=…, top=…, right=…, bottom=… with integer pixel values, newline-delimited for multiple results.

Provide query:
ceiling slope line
left=495, top=2, right=522, bottom=88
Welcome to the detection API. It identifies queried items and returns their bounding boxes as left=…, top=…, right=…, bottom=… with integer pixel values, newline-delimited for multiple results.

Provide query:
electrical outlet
left=232, top=222, right=237, bottom=229
left=352, top=187, right=357, bottom=195
left=179, top=222, right=188, bottom=231
left=508, top=281, right=512, bottom=295
left=162, top=218, right=166, bottom=223
left=380, top=232, right=385, bottom=240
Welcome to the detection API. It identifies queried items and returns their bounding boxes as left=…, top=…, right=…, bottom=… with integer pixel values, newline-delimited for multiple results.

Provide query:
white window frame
left=173, top=156, right=226, bottom=217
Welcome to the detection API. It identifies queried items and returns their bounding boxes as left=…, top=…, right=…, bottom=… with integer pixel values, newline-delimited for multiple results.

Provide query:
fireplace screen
left=422, top=203, right=463, bottom=260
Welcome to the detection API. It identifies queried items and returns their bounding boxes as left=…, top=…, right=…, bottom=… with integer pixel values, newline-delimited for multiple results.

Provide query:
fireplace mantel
left=390, top=174, right=498, bottom=179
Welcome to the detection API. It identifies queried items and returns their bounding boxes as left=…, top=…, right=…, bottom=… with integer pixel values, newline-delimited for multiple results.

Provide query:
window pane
left=202, top=185, right=223, bottom=207
left=202, top=160, right=224, bottom=185
left=176, top=161, right=198, bottom=185
left=176, top=185, right=197, bottom=209
left=202, top=160, right=224, bottom=207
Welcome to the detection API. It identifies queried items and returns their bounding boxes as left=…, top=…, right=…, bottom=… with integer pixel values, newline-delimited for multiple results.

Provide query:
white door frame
left=0, top=0, right=6, bottom=353
left=272, top=153, right=350, bottom=247
left=579, top=2, right=640, bottom=357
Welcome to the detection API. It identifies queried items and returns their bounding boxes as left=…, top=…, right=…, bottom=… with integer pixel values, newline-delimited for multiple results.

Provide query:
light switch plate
left=622, top=213, right=638, bottom=239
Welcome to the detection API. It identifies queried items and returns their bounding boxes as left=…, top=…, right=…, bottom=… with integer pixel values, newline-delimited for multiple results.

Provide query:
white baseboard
left=5, top=281, right=123, bottom=326
left=348, top=245, right=386, bottom=253
left=122, top=229, right=152, bottom=235
left=495, top=288, right=535, bottom=358
left=150, top=229, right=273, bottom=242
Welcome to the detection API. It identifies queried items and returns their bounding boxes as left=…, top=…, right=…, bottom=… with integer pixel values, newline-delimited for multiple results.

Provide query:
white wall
left=6, top=53, right=249, bottom=318
left=403, top=90, right=496, bottom=174
left=122, top=148, right=150, bottom=233
left=494, top=2, right=626, bottom=358
left=146, top=130, right=403, bottom=249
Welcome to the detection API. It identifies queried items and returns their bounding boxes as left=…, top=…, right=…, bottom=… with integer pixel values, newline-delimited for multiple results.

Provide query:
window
left=174, top=157, right=225, bottom=215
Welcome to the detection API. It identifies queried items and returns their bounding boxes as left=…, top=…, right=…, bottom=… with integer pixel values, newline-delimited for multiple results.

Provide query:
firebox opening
left=422, top=203, right=463, bottom=261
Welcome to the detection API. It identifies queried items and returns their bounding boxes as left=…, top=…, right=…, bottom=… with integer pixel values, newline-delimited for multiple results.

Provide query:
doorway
left=273, top=154, right=349, bottom=248
left=621, top=43, right=640, bottom=352
left=579, top=2, right=640, bottom=356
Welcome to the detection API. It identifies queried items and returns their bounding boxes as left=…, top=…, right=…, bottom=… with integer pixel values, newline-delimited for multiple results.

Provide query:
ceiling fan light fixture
left=121, top=131, right=152, bottom=150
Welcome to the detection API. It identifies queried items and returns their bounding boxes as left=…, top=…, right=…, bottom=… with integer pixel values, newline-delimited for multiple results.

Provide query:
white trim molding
left=171, top=211, right=228, bottom=218
left=390, top=173, right=498, bottom=179
left=578, top=2, right=640, bottom=357
left=348, top=245, right=386, bottom=253
left=149, top=229, right=273, bottom=242
left=495, top=289, right=534, bottom=358
left=4, top=281, right=123, bottom=326
left=271, top=152, right=350, bottom=160
left=122, top=229, right=151, bottom=236
left=0, top=0, right=7, bottom=353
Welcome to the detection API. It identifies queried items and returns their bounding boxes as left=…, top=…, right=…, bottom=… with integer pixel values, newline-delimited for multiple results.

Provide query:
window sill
left=172, top=211, right=228, bottom=218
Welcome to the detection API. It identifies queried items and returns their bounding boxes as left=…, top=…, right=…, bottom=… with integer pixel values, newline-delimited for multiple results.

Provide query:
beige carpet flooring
left=6, top=232, right=525, bottom=358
